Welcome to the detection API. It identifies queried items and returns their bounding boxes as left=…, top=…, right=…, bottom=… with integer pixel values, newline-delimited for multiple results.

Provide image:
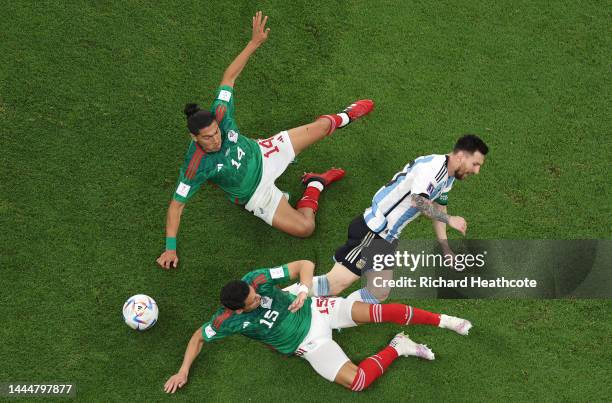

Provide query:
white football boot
left=389, top=332, right=435, bottom=360
left=439, top=314, right=472, bottom=335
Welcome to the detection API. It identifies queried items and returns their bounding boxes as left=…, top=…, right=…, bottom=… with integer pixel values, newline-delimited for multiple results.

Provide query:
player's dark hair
left=184, top=103, right=215, bottom=135
left=454, top=134, right=489, bottom=155
left=220, top=280, right=250, bottom=310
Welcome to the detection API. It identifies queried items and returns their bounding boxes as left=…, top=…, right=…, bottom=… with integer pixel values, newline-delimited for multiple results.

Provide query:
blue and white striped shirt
left=363, top=154, right=454, bottom=242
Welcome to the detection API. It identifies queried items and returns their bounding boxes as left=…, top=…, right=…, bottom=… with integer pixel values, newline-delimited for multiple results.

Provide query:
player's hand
left=157, top=250, right=179, bottom=269
left=251, top=11, right=270, bottom=47
left=288, top=292, right=307, bottom=313
left=164, top=372, right=188, bottom=394
left=448, top=216, right=467, bottom=236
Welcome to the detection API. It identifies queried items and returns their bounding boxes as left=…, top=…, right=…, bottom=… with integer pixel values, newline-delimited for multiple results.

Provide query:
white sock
left=307, top=181, right=324, bottom=191
left=312, top=275, right=330, bottom=297
left=338, top=112, right=350, bottom=127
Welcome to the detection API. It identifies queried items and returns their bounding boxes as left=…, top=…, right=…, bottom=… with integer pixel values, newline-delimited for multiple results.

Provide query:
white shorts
left=244, top=131, right=295, bottom=225
left=294, top=297, right=357, bottom=382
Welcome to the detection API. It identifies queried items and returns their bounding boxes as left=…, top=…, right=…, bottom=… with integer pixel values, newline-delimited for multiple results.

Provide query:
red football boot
left=317, top=99, right=375, bottom=135
left=343, top=99, right=375, bottom=122
left=302, top=168, right=346, bottom=187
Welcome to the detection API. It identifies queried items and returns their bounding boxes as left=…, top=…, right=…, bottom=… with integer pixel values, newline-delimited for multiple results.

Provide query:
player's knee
left=334, top=362, right=358, bottom=389
left=375, top=290, right=390, bottom=302
left=292, top=219, right=315, bottom=238
left=370, top=286, right=391, bottom=302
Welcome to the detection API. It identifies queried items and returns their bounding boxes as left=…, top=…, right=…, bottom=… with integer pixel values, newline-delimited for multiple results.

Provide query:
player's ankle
left=336, top=112, right=350, bottom=127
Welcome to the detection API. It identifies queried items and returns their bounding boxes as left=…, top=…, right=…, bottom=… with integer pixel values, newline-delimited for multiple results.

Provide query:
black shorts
left=334, top=215, right=398, bottom=276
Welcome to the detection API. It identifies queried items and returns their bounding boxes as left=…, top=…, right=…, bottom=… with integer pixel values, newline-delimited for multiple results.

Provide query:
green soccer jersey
left=173, top=85, right=263, bottom=205
left=201, top=265, right=312, bottom=355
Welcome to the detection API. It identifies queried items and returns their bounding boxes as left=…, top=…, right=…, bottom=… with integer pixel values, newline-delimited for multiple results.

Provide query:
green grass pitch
left=1, top=0, right=610, bottom=401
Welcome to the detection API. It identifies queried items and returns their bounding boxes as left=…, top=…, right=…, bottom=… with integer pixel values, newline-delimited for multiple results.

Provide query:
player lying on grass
left=157, top=12, right=373, bottom=269
left=285, top=135, right=489, bottom=303
left=164, top=260, right=472, bottom=393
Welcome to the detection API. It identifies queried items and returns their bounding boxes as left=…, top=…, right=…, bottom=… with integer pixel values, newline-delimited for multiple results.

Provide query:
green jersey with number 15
left=201, top=265, right=312, bottom=355
left=173, top=86, right=262, bottom=205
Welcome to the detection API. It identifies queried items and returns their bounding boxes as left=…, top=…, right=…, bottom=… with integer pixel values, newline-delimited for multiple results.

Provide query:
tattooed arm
left=431, top=203, right=456, bottom=257
left=411, top=194, right=467, bottom=235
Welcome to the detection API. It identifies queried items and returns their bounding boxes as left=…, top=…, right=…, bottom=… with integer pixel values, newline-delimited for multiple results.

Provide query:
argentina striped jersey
left=363, top=154, right=455, bottom=242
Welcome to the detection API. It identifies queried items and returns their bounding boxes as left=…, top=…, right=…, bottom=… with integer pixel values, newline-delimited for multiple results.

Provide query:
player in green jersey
left=164, top=260, right=473, bottom=393
left=157, top=12, right=374, bottom=269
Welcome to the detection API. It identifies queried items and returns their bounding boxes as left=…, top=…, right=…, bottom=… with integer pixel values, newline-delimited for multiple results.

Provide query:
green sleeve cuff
left=434, top=192, right=449, bottom=206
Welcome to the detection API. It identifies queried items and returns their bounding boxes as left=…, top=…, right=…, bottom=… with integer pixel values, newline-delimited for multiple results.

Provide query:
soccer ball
left=123, top=294, right=158, bottom=331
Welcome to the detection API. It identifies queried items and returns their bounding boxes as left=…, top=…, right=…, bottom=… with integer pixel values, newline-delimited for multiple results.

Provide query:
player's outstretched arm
left=219, top=11, right=270, bottom=87
left=157, top=199, right=185, bottom=269
left=287, top=260, right=314, bottom=313
left=411, top=194, right=467, bottom=236
left=164, top=328, right=205, bottom=394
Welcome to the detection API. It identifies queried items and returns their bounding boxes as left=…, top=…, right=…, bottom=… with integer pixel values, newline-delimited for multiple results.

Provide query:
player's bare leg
left=287, top=119, right=332, bottom=155
left=271, top=168, right=345, bottom=238
left=343, top=269, right=394, bottom=303
left=271, top=167, right=345, bottom=237
left=271, top=196, right=317, bottom=238
left=324, top=263, right=360, bottom=295
left=287, top=99, right=374, bottom=155
left=332, top=333, right=434, bottom=391
left=288, top=264, right=393, bottom=302
left=271, top=100, right=374, bottom=238
left=283, top=262, right=360, bottom=298
left=350, top=301, right=473, bottom=335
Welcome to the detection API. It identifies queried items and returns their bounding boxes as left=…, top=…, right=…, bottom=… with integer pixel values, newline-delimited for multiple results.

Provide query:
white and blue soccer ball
left=123, top=294, right=158, bottom=331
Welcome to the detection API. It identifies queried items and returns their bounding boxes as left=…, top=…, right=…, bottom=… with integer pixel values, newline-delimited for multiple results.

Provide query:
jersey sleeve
left=172, top=144, right=212, bottom=203
left=410, top=163, right=440, bottom=199
left=172, top=165, right=208, bottom=203
left=201, top=310, right=240, bottom=342
left=241, top=265, right=291, bottom=289
left=210, top=85, right=236, bottom=132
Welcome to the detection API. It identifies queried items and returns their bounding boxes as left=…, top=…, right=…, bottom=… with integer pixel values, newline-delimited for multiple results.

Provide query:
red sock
left=410, top=307, right=441, bottom=326
left=369, top=304, right=441, bottom=326
left=296, top=185, right=321, bottom=212
left=351, top=346, right=399, bottom=392
left=317, top=114, right=342, bottom=135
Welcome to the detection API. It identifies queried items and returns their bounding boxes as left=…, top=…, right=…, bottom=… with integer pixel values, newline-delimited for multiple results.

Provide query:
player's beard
left=455, top=170, right=470, bottom=180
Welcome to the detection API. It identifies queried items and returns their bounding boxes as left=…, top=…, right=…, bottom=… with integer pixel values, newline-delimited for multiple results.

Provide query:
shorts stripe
left=345, top=232, right=375, bottom=263
left=346, top=232, right=374, bottom=263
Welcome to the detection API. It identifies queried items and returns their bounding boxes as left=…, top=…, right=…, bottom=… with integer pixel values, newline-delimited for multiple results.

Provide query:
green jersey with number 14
left=173, top=85, right=262, bottom=205
left=201, top=265, right=312, bottom=355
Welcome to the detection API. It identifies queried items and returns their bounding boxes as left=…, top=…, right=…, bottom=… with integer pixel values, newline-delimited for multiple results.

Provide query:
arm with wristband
left=156, top=12, right=269, bottom=271
left=286, top=260, right=314, bottom=313
left=157, top=199, right=185, bottom=269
